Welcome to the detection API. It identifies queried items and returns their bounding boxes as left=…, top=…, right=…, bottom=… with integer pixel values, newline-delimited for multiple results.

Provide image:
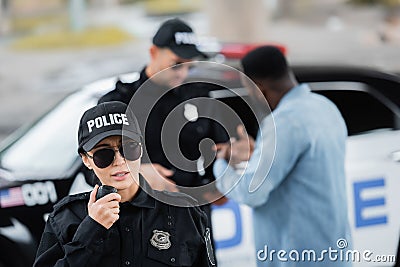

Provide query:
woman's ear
left=81, top=153, right=92, bottom=170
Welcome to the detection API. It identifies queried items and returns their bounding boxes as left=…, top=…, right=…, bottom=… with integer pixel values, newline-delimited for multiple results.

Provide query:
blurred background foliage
left=143, top=0, right=201, bottom=16
left=0, top=0, right=202, bottom=49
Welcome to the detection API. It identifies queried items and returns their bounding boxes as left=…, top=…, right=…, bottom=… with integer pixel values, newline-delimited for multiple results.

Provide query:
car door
left=311, top=81, right=400, bottom=266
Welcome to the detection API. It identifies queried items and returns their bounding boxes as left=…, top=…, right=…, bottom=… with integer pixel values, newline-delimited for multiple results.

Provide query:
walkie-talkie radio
left=96, top=185, right=117, bottom=200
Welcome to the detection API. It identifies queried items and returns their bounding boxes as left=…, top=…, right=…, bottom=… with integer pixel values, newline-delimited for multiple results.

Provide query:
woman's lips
left=112, top=171, right=130, bottom=181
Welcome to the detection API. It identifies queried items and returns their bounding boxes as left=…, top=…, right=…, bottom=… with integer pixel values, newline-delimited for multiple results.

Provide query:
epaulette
left=115, top=80, right=139, bottom=95
left=51, top=192, right=90, bottom=215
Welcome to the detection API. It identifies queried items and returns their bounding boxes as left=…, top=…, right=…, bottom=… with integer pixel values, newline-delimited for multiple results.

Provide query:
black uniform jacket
left=98, top=68, right=228, bottom=189
left=33, top=177, right=216, bottom=267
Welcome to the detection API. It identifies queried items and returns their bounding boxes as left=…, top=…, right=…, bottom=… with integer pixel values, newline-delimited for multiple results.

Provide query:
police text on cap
left=174, top=32, right=197, bottom=45
left=87, top=113, right=129, bottom=133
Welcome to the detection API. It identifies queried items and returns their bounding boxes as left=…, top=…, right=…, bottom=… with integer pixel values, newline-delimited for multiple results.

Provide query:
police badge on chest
left=150, top=230, right=172, bottom=250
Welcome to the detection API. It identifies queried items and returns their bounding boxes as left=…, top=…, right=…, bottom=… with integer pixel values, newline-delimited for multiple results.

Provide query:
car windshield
left=308, top=81, right=400, bottom=135
left=0, top=92, right=97, bottom=179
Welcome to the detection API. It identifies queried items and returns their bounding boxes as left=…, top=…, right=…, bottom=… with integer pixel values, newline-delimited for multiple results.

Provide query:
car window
left=0, top=93, right=97, bottom=179
left=309, top=81, right=400, bottom=136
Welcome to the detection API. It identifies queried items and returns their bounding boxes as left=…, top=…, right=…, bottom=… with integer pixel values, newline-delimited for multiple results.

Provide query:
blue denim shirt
left=214, top=84, right=352, bottom=266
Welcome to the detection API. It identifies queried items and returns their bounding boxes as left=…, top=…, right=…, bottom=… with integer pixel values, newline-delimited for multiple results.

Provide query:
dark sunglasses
left=86, top=141, right=142, bottom=169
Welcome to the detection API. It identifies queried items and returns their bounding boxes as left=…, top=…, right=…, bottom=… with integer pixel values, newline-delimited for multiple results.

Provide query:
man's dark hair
left=241, top=45, right=289, bottom=80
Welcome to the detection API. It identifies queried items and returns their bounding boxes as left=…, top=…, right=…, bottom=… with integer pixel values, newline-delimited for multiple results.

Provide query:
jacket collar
left=275, top=83, right=311, bottom=110
left=139, top=66, right=181, bottom=96
left=127, top=174, right=156, bottom=209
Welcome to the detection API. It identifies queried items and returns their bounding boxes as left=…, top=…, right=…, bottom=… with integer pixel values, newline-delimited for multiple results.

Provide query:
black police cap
left=77, top=101, right=142, bottom=153
left=152, top=18, right=206, bottom=59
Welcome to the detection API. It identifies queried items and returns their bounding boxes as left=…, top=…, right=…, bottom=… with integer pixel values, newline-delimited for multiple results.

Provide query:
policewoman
left=33, top=101, right=216, bottom=267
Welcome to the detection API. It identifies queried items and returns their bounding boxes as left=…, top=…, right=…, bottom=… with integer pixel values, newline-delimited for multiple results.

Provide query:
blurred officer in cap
left=33, top=101, right=216, bottom=267
left=100, top=18, right=207, bottom=103
left=98, top=18, right=228, bottom=253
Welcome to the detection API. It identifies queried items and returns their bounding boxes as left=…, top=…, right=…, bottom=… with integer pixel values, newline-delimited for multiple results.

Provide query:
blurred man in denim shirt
left=214, top=46, right=352, bottom=267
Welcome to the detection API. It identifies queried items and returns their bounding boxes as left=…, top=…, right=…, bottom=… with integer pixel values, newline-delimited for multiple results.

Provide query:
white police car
left=0, top=65, right=399, bottom=267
